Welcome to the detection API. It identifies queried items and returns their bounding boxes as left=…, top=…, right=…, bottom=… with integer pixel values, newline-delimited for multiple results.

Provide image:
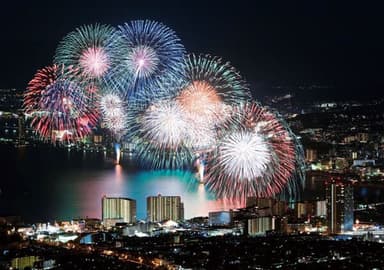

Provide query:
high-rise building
left=247, top=217, right=275, bottom=236
left=18, top=112, right=26, bottom=146
left=316, top=200, right=327, bottom=217
left=326, top=178, right=354, bottom=234
left=246, top=197, right=287, bottom=216
left=208, top=211, right=231, bottom=226
left=343, top=184, right=354, bottom=231
left=0, top=88, right=23, bottom=112
left=294, top=201, right=315, bottom=219
left=93, top=135, right=103, bottom=144
left=294, top=202, right=307, bottom=218
left=0, top=113, right=20, bottom=143
left=305, top=148, right=318, bottom=162
left=11, top=256, right=41, bottom=270
left=102, top=196, right=136, bottom=227
left=246, top=197, right=272, bottom=208
left=147, top=195, right=184, bottom=222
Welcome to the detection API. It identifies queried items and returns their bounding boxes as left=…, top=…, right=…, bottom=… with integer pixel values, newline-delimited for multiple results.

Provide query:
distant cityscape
left=2, top=86, right=384, bottom=269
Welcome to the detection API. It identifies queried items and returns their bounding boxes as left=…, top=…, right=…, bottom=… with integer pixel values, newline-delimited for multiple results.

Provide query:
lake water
left=0, top=146, right=244, bottom=222
left=0, top=145, right=382, bottom=223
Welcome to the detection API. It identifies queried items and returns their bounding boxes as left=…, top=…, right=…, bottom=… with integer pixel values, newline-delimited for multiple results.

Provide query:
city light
left=1, top=5, right=384, bottom=269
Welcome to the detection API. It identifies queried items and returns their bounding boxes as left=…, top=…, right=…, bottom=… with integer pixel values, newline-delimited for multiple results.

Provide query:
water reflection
left=115, top=165, right=123, bottom=182
left=2, top=146, right=383, bottom=222
left=69, top=169, right=246, bottom=220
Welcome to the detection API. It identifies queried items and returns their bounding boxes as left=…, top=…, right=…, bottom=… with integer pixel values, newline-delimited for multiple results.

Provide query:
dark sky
left=1, top=1, right=383, bottom=98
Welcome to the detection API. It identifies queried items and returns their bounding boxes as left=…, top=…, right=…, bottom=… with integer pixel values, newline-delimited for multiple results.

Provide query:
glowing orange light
left=176, top=81, right=222, bottom=122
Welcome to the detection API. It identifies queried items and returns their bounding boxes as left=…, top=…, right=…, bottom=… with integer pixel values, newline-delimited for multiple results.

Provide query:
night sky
left=1, top=1, right=383, bottom=98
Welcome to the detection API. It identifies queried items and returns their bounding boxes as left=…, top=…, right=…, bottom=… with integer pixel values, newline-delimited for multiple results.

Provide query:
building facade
left=316, top=200, right=327, bottom=217
left=293, top=201, right=315, bottom=219
left=305, top=148, right=318, bottom=162
left=326, top=179, right=354, bottom=234
left=147, top=195, right=184, bottom=222
left=247, top=217, right=275, bottom=236
left=246, top=197, right=287, bottom=216
left=101, top=196, right=136, bottom=227
left=208, top=211, right=232, bottom=226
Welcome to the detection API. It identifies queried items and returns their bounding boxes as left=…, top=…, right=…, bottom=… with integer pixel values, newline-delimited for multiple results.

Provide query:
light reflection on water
left=59, top=167, right=245, bottom=220
left=0, top=147, right=247, bottom=222
left=2, top=147, right=383, bottom=222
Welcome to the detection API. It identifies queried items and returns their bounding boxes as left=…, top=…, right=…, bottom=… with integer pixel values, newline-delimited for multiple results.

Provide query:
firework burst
left=109, top=20, right=185, bottom=99
left=176, top=80, right=225, bottom=125
left=24, top=65, right=57, bottom=114
left=141, top=100, right=189, bottom=149
left=24, top=65, right=98, bottom=142
left=99, top=92, right=127, bottom=136
left=54, top=24, right=117, bottom=83
left=128, top=100, right=194, bottom=169
left=177, top=54, right=251, bottom=112
left=24, top=19, right=305, bottom=198
left=205, top=102, right=304, bottom=200
left=174, top=54, right=251, bottom=151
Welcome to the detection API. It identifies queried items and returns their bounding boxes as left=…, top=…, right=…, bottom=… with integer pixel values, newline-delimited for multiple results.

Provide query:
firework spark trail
left=23, top=65, right=98, bottom=142
left=79, top=47, right=110, bottom=78
left=219, top=130, right=273, bottom=179
left=109, top=20, right=185, bottom=100
left=99, top=93, right=123, bottom=117
left=25, top=20, right=305, bottom=200
left=126, top=100, right=194, bottom=169
left=206, top=102, right=303, bottom=200
left=54, top=24, right=117, bottom=84
left=176, top=80, right=224, bottom=126
left=99, top=92, right=127, bottom=137
left=141, top=100, right=189, bottom=149
left=129, top=45, right=160, bottom=79
left=24, top=65, right=57, bottom=114
left=174, top=54, right=251, bottom=152
left=179, top=54, right=251, bottom=108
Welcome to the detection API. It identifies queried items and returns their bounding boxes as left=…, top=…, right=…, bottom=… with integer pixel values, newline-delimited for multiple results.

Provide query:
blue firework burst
left=107, top=20, right=186, bottom=100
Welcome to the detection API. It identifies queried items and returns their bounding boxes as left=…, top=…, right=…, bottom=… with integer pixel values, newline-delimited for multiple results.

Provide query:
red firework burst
left=205, top=102, right=299, bottom=200
left=24, top=65, right=98, bottom=142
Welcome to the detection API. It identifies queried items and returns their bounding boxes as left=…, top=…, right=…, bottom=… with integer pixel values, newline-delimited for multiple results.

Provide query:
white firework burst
left=99, top=93, right=126, bottom=134
left=205, top=102, right=304, bottom=200
left=218, top=130, right=275, bottom=180
left=100, top=93, right=123, bottom=116
left=185, top=123, right=217, bottom=152
left=105, top=114, right=126, bottom=131
left=140, top=100, right=189, bottom=149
